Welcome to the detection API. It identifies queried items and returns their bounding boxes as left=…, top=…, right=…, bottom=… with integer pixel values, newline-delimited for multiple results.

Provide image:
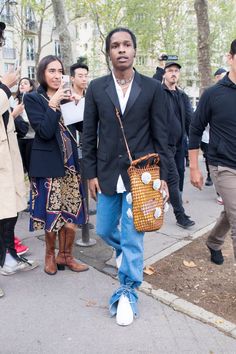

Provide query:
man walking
left=82, top=27, right=169, bottom=326
left=162, top=62, right=195, bottom=228
left=189, top=39, right=236, bottom=265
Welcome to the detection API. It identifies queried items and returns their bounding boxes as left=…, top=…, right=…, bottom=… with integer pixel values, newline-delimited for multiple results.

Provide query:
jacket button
left=118, top=154, right=122, bottom=158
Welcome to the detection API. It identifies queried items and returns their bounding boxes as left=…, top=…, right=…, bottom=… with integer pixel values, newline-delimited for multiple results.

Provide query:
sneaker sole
left=176, top=222, right=195, bottom=229
left=0, top=269, right=17, bottom=276
left=16, top=249, right=29, bottom=256
left=19, top=262, right=39, bottom=272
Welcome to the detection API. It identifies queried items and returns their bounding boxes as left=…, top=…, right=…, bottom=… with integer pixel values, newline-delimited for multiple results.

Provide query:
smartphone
left=62, top=75, right=71, bottom=94
left=18, top=92, right=25, bottom=104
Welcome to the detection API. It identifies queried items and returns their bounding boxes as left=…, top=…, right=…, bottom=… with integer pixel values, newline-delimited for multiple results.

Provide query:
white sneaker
left=0, top=260, right=39, bottom=276
left=116, top=252, right=123, bottom=269
left=116, top=294, right=134, bottom=326
left=0, top=287, right=4, bottom=298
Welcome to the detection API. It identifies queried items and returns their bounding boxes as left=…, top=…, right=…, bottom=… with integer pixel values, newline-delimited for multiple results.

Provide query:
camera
left=159, top=54, right=178, bottom=61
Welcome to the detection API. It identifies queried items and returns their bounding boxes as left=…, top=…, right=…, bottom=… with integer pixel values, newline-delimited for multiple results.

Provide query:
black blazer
left=24, top=87, right=82, bottom=178
left=82, top=71, right=169, bottom=195
left=163, top=84, right=193, bottom=144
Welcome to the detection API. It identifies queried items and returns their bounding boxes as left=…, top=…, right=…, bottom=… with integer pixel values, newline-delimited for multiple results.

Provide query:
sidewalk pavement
left=1, top=161, right=236, bottom=353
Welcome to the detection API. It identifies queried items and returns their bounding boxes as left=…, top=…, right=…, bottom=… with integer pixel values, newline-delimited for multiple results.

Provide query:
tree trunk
left=194, top=0, right=212, bottom=95
left=51, top=0, right=73, bottom=74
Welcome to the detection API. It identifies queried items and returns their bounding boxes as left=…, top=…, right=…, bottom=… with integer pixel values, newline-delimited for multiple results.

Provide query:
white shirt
left=112, top=72, right=134, bottom=193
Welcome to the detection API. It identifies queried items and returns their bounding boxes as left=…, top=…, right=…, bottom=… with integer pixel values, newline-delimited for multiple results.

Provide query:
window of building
left=0, top=1, right=14, bottom=25
left=84, top=22, right=87, bottom=29
left=4, top=62, right=15, bottom=73
left=25, top=6, right=37, bottom=31
left=26, top=37, right=35, bottom=61
left=28, top=66, right=36, bottom=80
left=54, top=40, right=61, bottom=58
left=84, top=43, right=88, bottom=51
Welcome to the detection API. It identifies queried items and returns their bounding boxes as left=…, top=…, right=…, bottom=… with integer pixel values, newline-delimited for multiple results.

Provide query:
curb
left=140, top=281, right=236, bottom=339
left=144, top=221, right=216, bottom=267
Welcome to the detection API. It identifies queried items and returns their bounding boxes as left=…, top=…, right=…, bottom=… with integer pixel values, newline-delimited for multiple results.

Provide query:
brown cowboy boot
left=44, top=231, right=57, bottom=275
left=56, top=226, right=89, bottom=272
left=56, top=227, right=66, bottom=270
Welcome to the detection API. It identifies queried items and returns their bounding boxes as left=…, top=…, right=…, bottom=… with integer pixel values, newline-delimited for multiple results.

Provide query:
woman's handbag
left=115, top=108, right=164, bottom=232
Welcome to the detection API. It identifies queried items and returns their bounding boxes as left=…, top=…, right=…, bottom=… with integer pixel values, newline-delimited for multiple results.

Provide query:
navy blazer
left=24, top=87, right=81, bottom=178
left=82, top=71, right=169, bottom=195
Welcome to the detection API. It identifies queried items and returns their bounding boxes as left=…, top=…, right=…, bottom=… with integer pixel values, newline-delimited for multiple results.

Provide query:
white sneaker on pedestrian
left=0, top=260, right=39, bottom=276
left=0, top=287, right=4, bottom=298
left=217, top=196, right=224, bottom=205
left=116, top=294, right=134, bottom=326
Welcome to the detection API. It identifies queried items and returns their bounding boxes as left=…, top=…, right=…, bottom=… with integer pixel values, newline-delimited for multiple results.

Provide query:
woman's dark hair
left=37, top=55, right=64, bottom=90
left=15, top=77, right=36, bottom=102
left=105, top=27, right=137, bottom=54
left=230, top=39, right=236, bottom=56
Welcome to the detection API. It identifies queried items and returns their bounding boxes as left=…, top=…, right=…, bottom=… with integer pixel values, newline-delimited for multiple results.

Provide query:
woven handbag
left=115, top=108, right=164, bottom=232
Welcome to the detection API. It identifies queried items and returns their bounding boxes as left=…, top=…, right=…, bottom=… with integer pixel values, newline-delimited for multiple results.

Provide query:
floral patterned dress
left=30, top=121, right=87, bottom=232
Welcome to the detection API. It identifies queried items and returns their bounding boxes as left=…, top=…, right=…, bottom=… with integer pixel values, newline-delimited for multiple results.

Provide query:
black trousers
left=0, top=216, right=18, bottom=267
left=167, top=146, right=185, bottom=219
left=18, top=138, right=34, bottom=174
left=174, top=140, right=185, bottom=192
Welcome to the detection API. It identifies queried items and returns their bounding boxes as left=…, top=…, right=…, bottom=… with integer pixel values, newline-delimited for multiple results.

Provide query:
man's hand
left=160, top=180, right=169, bottom=203
left=190, top=168, right=203, bottom=190
left=88, top=178, right=101, bottom=201
left=1, top=68, right=21, bottom=88
left=157, top=53, right=167, bottom=69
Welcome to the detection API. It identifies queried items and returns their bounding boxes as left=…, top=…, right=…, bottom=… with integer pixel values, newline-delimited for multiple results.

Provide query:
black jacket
left=24, top=86, right=82, bottom=178
left=189, top=73, right=236, bottom=169
left=82, top=71, right=169, bottom=195
left=163, top=84, right=193, bottom=146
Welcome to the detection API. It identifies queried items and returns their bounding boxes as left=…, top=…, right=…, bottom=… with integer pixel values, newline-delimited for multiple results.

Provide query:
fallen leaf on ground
left=143, top=265, right=156, bottom=275
left=214, top=319, right=224, bottom=324
left=86, top=300, right=97, bottom=307
left=183, top=260, right=197, bottom=268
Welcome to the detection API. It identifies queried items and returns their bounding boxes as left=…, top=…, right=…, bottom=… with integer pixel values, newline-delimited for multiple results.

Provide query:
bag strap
left=115, top=108, right=133, bottom=164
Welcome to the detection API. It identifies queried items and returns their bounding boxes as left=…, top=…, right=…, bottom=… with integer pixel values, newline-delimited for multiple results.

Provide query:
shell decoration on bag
left=141, top=172, right=152, bottom=184
left=153, top=178, right=161, bottom=191
left=154, top=207, right=162, bottom=219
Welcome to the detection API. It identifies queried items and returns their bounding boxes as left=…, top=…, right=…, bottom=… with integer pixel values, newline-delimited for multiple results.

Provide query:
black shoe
left=176, top=215, right=195, bottom=229
left=207, top=245, right=224, bottom=265
left=205, top=176, right=213, bottom=186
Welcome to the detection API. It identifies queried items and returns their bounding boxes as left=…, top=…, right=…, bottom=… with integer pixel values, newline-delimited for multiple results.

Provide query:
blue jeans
left=96, top=192, right=144, bottom=316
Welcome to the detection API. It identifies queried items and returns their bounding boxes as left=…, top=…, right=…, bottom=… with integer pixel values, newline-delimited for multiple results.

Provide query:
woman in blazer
left=24, top=55, right=88, bottom=275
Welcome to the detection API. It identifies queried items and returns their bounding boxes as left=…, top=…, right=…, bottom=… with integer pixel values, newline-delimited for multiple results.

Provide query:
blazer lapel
left=123, top=72, right=141, bottom=118
left=105, top=74, right=121, bottom=112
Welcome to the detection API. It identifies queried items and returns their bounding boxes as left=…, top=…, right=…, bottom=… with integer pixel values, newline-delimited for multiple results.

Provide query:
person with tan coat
left=0, top=22, right=38, bottom=284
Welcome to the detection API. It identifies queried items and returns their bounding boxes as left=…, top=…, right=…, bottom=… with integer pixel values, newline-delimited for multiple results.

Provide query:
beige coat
left=0, top=88, right=26, bottom=219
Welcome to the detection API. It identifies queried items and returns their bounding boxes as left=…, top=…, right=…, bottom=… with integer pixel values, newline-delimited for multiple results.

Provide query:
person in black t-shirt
left=162, top=62, right=195, bottom=229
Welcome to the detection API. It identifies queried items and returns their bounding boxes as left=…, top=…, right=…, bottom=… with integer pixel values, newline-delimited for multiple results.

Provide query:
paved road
left=1, top=161, right=236, bottom=353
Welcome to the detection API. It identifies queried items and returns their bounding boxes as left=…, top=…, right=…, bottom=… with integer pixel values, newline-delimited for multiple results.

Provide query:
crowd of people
left=1, top=21, right=236, bottom=327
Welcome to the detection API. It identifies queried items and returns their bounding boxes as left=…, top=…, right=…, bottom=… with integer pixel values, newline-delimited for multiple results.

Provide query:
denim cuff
left=109, top=285, right=138, bottom=317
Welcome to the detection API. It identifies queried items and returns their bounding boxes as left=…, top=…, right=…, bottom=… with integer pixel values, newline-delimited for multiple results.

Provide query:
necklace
left=116, top=75, right=133, bottom=86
